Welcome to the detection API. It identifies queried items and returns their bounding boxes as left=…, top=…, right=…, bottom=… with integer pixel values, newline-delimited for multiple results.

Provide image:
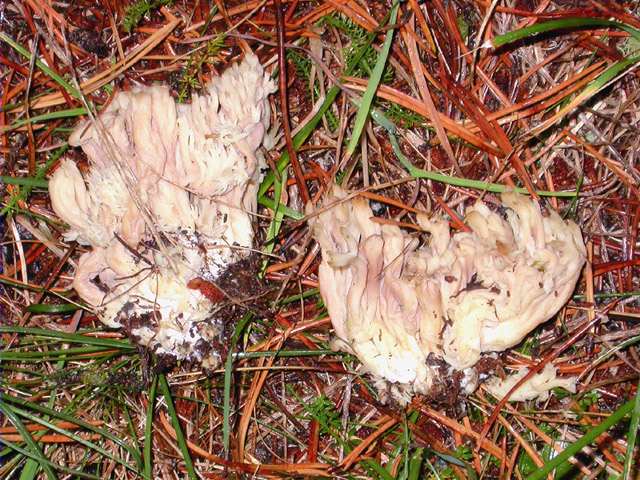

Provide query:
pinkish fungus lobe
left=309, top=185, right=586, bottom=403
left=50, top=54, right=275, bottom=368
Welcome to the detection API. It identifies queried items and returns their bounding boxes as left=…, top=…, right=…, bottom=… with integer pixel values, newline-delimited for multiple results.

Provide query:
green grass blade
left=0, top=393, right=142, bottom=465
left=0, top=32, right=81, bottom=100
left=527, top=399, right=635, bottom=480
left=25, top=303, right=82, bottom=314
left=492, top=17, right=640, bottom=48
left=493, top=20, right=640, bottom=139
left=2, top=108, right=87, bottom=133
left=584, top=335, right=640, bottom=374
left=0, top=437, right=98, bottom=479
left=1, top=143, right=68, bottom=216
left=0, top=276, right=49, bottom=292
left=575, top=54, right=640, bottom=103
left=408, top=447, right=426, bottom=480
left=157, top=374, right=197, bottom=480
left=0, top=327, right=135, bottom=349
left=234, top=349, right=335, bottom=360
left=574, top=291, right=640, bottom=300
left=344, top=1, right=399, bottom=157
left=278, top=287, right=320, bottom=305
left=0, top=345, right=124, bottom=361
left=258, top=85, right=341, bottom=199
left=143, top=375, right=158, bottom=480
left=258, top=11, right=388, bottom=200
left=390, top=132, right=575, bottom=197
left=368, top=107, right=577, bottom=197
left=563, top=174, right=583, bottom=220
left=261, top=169, right=288, bottom=275
left=0, top=400, right=57, bottom=480
left=623, top=378, right=640, bottom=479
left=1, top=176, right=49, bottom=188
left=223, top=312, right=254, bottom=456
left=361, top=459, right=395, bottom=480
left=19, top=459, right=41, bottom=480
left=258, top=196, right=303, bottom=219
left=7, top=404, right=139, bottom=474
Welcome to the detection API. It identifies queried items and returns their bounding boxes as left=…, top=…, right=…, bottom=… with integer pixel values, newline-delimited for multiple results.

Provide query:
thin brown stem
left=274, top=0, right=310, bottom=204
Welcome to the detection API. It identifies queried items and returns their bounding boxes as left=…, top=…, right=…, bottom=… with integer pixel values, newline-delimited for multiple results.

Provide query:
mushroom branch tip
left=309, top=185, right=586, bottom=403
left=484, top=364, right=577, bottom=402
left=50, top=54, right=276, bottom=367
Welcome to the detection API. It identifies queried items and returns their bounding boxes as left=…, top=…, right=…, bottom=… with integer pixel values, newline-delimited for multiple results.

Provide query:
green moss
left=123, top=0, right=173, bottom=33
left=323, top=13, right=395, bottom=84
left=176, top=35, right=226, bottom=102
left=384, top=101, right=427, bottom=128
left=287, top=48, right=340, bottom=131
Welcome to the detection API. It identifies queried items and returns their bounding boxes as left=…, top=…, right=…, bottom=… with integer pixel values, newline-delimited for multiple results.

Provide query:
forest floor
left=1, top=0, right=639, bottom=478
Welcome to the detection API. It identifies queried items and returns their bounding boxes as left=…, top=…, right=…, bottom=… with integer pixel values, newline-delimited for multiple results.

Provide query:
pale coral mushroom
left=50, top=54, right=275, bottom=367
left=309, top=185, right=585, bottom=402
left=484, top=364, right=577, bottom=402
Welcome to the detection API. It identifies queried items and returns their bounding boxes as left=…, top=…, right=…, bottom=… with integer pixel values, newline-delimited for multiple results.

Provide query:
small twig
left=274, top=0, right=310, bottom=204
left=24, top=32, right=39, bottom=177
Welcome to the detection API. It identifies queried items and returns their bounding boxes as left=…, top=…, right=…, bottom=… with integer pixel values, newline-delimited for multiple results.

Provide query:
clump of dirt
left=416, top=355, right=467, bottom=416
left=217, top=253, right=272, bottom=314
left=68, top=29, right=108, bottom=57
left=208, top=252, right=274, bottom=363
left=115, top=252, right=274, bottom=372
